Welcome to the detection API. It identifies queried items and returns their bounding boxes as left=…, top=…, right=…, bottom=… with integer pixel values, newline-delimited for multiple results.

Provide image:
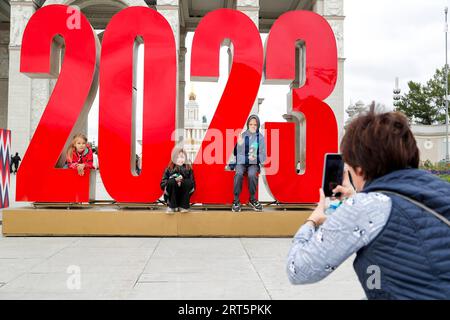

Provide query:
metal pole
left=446, top=7, right=449, bottom=163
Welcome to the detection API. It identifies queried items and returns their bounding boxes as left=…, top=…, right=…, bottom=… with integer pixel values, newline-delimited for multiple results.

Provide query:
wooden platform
left=2, top=206, right=314, bottom=237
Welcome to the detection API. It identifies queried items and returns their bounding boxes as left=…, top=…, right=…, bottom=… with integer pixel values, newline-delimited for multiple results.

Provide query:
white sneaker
left=179, top=208, right=189, bottom=213
left=166, top=207, right=176, bottom=214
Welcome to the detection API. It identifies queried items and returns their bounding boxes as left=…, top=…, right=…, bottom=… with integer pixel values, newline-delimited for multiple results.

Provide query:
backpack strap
left=374, top=190, right=450, bottom=227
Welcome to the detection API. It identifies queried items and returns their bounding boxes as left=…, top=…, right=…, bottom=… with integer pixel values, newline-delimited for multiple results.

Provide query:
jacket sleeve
left=188, top=169, right=195, bottom=193
left=258, top=133, right=267, bottom=165
left=286, top=193, right=391, bottom=285
left=160, top=169, right=170, bottom=191
left=66, top=152, right=78, bottom=170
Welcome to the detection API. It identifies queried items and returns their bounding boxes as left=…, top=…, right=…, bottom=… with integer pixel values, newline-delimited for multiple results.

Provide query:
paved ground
left=0, top=174, right=365, bottom=300
left=0, top=226, right=364, bottom=300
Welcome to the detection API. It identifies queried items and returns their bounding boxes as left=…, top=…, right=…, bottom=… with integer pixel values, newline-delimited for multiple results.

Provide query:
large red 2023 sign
left=16, top=5, right=338, bottom=204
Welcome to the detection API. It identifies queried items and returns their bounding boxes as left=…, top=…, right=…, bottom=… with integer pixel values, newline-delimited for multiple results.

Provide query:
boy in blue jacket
left=230, top=115, right=266, bottom=212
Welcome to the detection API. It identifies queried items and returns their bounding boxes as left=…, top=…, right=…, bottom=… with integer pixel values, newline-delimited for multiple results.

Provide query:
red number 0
left=98, top=7, right=176, bottom=202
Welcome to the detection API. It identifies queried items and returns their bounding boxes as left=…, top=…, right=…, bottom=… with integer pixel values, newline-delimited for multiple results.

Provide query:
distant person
left=286, top=111, right=450, bottom=300
left=136, top=154, right=141, bottom=175
left=64, top=134, right=94, bottom=176
left=230, top=114, right=266, bottom=212
left=11, top=152, right=21, bottom=174
left=9, top=155, right=13, bottom=173
left=296, top=161, right=301, bottom=174
left=160, top=148, right=195, bottom=213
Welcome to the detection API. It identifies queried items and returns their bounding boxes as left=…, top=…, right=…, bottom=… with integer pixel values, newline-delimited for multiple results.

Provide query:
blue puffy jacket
left=354, top=169, right=450, bottom=300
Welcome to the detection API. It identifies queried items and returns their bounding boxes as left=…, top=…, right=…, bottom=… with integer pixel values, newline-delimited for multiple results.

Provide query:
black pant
left=234, top=164, right=259, bottom=202
left=165, top=178, right=193, bottom=209
left=12, top=162, right=19, bottom=173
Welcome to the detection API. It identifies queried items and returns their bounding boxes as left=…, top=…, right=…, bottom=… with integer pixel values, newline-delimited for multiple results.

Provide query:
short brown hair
left=341, top=111, right=420, bottom=182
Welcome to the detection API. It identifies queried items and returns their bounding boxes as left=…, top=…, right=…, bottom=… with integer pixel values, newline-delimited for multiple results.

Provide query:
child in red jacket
left=65, top=134, right=94, bottom=176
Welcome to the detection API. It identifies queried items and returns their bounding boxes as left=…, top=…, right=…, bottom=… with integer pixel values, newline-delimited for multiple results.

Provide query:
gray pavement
left=0, top=227, right=365, bottom=300
left=0, top=174, right=365, bottom=300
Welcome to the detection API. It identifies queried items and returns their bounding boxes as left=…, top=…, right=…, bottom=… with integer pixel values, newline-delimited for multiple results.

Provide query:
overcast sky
left=344, top=0, right=449, bottom=109
left=88, top=0, right=450, bottom=144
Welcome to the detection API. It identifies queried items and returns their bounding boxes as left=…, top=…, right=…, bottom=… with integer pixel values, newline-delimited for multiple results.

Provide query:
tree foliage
left=396, top=67, right=448, bottom=125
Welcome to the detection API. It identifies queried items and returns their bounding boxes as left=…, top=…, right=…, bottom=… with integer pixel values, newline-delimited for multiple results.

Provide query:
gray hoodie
left=234, top=115, right=266, bottom=166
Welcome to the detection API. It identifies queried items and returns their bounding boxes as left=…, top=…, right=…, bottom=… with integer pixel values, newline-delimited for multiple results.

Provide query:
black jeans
left=165, top=178, right=193, bottom=209
left=233, top=164, right=259, bottom=203
left=12, top=162, right=19, bottom=173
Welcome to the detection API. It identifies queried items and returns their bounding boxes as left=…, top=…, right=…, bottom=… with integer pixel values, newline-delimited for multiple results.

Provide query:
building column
left=7, top=0, right=36, bottom=157
left=156, top=0, right=182, bottom=142
left=0, top=23, right=9, bottom=129
left=179, top=30, right=187, bottom=141
left=8, top=0, right=91, bottom=158
left=316, top=0, right=345, bottom=142
left=236, top=0, right=260, bottom=116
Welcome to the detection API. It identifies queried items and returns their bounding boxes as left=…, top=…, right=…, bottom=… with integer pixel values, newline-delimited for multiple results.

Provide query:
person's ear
left=355, top=167, right=364, bottom=177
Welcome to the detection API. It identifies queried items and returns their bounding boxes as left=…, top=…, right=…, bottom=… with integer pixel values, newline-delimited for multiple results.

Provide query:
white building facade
left=183, top=89, right=208, bottom=163
left=412, top=125, right=450, bottom=164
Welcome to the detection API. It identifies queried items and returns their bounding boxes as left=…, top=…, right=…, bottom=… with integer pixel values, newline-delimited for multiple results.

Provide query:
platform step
left=2, top=207, right=313, bottom=237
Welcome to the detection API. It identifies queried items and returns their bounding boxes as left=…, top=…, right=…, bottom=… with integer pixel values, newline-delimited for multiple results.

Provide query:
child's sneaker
left=231, top=201, right=241, bottom=212
left=166, top=207, right=176, bottom=214
left=249, top=199, right=263, bottom=212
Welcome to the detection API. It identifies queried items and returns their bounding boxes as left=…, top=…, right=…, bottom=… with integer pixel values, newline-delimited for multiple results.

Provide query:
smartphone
left=322, top=153, right=344, bottom=197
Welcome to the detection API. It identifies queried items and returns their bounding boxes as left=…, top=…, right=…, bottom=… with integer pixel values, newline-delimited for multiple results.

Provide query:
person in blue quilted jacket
left=287, top=111, right=450, bottom=300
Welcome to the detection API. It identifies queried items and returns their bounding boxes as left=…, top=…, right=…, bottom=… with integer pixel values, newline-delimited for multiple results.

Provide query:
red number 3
left=264, top=11, right=338, bottom=203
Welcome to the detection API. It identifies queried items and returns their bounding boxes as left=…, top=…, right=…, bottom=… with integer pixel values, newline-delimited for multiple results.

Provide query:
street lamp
left=445, top=7, right=449, bottom=163
left=393, top=77, right=401, bottom=110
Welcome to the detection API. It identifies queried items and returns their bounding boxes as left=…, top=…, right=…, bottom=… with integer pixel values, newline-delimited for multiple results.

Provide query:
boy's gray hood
left=246, top=114, right=261, bottom=132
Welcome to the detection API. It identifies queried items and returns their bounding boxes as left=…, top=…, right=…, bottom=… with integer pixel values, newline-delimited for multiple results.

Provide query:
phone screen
left=322, top=154, right=344, bottom=197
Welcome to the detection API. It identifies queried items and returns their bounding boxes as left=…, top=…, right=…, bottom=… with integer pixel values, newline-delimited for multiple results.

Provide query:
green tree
left=396, top=67, right=448, bottom=125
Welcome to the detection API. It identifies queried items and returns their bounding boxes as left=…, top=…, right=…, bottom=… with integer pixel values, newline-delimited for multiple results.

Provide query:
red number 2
left=189, top=9, right=263, bottom=204
left=17, top=5, right=99, bottom=202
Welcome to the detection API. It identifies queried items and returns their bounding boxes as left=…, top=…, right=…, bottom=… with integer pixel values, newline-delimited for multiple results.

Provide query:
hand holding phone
left=322, top=154, right=344, bottom=198
left=331, top=166, right=356, bottom=199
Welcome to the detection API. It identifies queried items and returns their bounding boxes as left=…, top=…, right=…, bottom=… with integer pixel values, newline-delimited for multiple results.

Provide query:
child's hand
left=237, top=133, right=244, bottom=145
left=249, top=155, right=256, bottom=161
left=77, top=165, right=85, bottom=176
